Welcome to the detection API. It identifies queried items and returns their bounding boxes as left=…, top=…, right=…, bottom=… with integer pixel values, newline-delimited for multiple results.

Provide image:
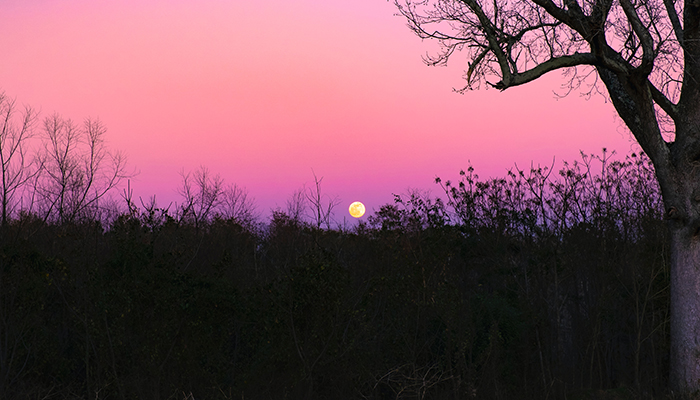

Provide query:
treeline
left=0, top=92, right=671, bottom=399
left=0, top=147, right=671, bottom=400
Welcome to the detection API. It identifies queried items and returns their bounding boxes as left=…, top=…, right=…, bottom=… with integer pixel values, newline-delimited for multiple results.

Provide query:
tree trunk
left=670, top=224, right=700, bottom=393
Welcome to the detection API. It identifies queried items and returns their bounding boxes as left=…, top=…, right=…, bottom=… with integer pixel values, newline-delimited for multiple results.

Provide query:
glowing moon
left=349, top=201, right=366, bottom=218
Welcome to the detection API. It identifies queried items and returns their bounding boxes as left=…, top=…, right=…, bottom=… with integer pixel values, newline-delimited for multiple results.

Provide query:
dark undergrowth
left=0, top=151, right=680, bottom=399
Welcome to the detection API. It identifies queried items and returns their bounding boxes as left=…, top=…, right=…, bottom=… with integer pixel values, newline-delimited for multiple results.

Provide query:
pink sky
left=0, top=0, right=635, bottom=222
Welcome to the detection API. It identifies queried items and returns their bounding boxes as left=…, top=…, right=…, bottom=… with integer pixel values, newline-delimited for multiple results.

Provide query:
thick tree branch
left=619, top=0, right=656, bottom=74
left=563, top=0, right=584, bottom=15
left=530, top=0, right=574, bottom=26
left=531, top=0, right=589, bottom=35
left=598, top=69, right=671, bottom=176
left=648, top=80, right=680, bottom=120
left=464, top=46, right=490, bottom=87
left=589, top=0, right=615, bottom=30
left=663, top=0, right=684, bottom=47
left=492, top=52, right=597, bottom=89
left=461, top=0, right=513, bottom=84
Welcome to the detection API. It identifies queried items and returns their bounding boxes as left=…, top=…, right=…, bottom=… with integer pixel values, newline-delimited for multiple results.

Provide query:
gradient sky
left=0, top=0, right=636, bottom=222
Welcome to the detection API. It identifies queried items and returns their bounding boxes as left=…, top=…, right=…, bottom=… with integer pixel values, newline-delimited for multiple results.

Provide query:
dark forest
left=0, top=135, right=674, bottom=399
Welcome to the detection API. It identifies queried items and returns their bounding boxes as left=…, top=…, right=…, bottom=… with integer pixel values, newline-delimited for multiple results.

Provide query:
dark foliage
left=0, top=151, right=672, bottom=399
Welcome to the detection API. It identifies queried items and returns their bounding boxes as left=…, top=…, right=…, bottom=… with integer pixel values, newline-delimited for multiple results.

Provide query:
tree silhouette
left=0, top=92, right=38, bottom=226
left=36, top=115, right=128, bottom=223
left=394, top=0, right=700, bottom=392
left=305, top=171, right=340, bottom=230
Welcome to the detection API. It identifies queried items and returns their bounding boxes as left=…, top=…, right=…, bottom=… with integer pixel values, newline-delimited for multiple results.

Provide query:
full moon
left=349, top=201, right=366, bottom=218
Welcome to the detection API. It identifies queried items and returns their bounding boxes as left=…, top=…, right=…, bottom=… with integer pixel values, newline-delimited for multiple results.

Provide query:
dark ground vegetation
left=0, top=150, right=678, bottom=399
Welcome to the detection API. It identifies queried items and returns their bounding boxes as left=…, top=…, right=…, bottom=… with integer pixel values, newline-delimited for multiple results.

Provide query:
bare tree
left=305, top=171, right=341, bottom=230
left=177, top=166, right=258, bottom=230
left=0, top=92, right=38, bottom=226
left=217, top=183, right=258, bottom=227
left=394, top=0, right=699, bottom=392
left=177, top=166, right=224, bottom=229
left=37, top=114, right=128, bottom=223
left=286, top=187, right=308, bottom=223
